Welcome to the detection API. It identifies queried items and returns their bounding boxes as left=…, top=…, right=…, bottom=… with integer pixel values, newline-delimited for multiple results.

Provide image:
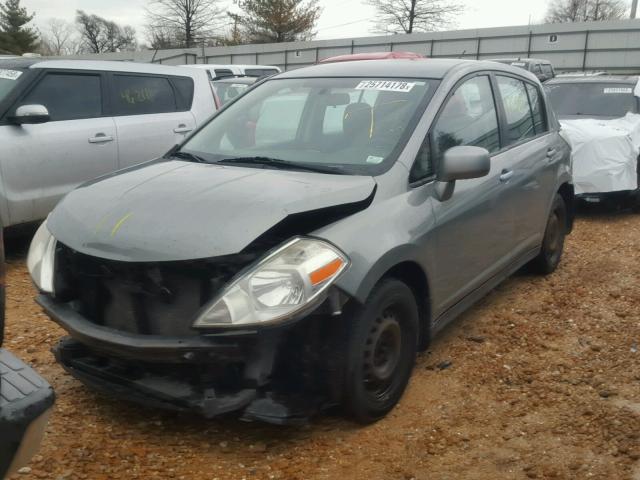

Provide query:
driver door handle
left=546, top=148, right=557, bottom=158
left=88, top=133, right=113, bottom=144
left=499, top=170, right=514, bottom=182
left=174, top=124, right=192, bottom=134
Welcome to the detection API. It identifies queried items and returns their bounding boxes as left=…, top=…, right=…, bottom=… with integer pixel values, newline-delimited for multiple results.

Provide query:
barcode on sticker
left=603, top=87, right=632, bottom=94
left=0, top=69, right=22, bottom=81
left=355, top=80, right=415, bottom=93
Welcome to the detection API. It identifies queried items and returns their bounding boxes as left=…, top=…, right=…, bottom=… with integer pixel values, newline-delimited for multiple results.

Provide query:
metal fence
left=63, top=19, right=640, bottom=73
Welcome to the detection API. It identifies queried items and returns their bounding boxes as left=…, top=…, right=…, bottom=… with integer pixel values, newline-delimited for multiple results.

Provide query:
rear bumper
left=39, top=295, right=344, bottom=424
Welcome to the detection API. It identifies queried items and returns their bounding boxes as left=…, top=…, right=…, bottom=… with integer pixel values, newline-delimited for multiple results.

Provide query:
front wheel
left=529, top=194, right=567, bottom=275
left=343, top=279, right=419, bottom=424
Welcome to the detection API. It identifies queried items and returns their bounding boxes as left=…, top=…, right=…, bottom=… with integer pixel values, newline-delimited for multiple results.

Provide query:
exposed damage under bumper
left=39, top=294, right=350, bottom=425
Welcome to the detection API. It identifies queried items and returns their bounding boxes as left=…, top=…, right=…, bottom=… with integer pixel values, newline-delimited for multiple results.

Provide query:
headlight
left=27, top=221, right=57, bottom=294
left=193, top=237, right=349, bottom=328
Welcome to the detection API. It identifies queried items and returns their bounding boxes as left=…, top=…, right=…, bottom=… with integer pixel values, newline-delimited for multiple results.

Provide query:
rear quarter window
left=170, top=76, right=194, bottom=111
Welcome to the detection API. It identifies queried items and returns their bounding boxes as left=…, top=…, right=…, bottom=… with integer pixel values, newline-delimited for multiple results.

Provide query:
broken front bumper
left=39, top=295, right=344, bottom=425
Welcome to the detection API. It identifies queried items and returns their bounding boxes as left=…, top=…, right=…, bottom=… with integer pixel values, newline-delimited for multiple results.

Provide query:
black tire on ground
left=342, top=278, right=419, bottom=424
left=529, top=193, right=567, bottom=275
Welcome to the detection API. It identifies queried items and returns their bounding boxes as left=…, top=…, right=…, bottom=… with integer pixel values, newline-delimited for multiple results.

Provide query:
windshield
left=545, top=82, right=639, bottom=117
left=0, top=68, right=24, bottom=103
left=181, top=77, right=437, bottom=175
left=212, top=81, right=252, bottom=106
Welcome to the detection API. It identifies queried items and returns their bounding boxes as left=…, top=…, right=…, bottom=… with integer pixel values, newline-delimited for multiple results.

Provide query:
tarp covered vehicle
left=546, top=75, right=640, bottom=207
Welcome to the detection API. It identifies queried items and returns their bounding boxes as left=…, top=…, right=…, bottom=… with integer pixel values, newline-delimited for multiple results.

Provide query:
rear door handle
left=174, top=124, right=193, bottom=134
left=88, top=133, right=113, bottom=144
left=546, top=148, right=557, bottom=158
left=499, top=170, right=514, bottom=182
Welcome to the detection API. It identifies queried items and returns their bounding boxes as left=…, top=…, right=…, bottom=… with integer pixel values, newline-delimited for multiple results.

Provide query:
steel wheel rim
left=363, top=307, right=403, bottom=399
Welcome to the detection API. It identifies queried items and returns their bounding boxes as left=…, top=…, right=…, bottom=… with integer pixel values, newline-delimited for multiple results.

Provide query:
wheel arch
left=557, top=182, right=575, bottom=233
left=381, top=261, right=432, bottom=350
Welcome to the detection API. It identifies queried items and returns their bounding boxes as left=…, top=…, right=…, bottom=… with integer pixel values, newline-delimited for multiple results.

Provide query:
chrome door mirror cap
left=10, top=105, right=51, bottom=125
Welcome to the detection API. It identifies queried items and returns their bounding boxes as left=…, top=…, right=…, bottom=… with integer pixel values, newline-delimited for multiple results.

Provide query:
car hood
left=47, top=160, right=376, bottom=262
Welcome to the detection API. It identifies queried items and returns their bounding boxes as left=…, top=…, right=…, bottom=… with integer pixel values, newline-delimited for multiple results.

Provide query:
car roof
left=0, top=58, right=41, bottom=69
left=185, top=64, right=279, bottom=70
left=276, top=58, right=507, bottom=80
left=5, top=59, right=203, bottom=77
left=488, top=57, right=551, bottom=64
left=546, top=74, right=639, bottom=85
left=320, top=51, right=425, bottom=63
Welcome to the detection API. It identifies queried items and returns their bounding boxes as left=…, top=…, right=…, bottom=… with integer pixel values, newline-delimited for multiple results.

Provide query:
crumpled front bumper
left=39, top=295, right=342, bottom=425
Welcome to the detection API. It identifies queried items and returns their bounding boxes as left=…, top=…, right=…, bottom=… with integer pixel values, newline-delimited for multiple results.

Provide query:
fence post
left=351, top=40, right=354, bottom=53
left=284, top=50, right=288, bottom=71
left=582, top=30, right=590, bottom=71
left=476, top=37, right=481, bottom=59
left=527, top=30, right=532, bottom=58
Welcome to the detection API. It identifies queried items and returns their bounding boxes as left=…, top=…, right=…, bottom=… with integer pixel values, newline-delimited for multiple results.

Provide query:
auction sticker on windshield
left=355, top=80, right=416, bottom=92
left=603, top=87, right=632, bottom=94
left=0, top=69, right=22, bottom=80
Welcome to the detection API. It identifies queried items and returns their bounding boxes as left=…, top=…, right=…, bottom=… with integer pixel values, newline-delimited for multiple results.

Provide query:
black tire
left=343, top=278, right=419, bottom=424
left=529, top=194, right=567, bottom=275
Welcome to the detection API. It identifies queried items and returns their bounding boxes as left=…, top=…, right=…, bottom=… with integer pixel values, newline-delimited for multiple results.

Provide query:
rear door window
left=111, top=74, right=177, bottom=116
left=20, top=72, right=102, bottom=121
left=541, top=64, right=553, bottom=78
left=525, top=83, right=548, bottom=135
left=496, top=76, right=536, bottom=145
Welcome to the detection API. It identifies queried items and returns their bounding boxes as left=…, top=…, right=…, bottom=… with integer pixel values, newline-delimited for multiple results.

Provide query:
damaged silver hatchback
left=28, top=59, right=573, bottom=424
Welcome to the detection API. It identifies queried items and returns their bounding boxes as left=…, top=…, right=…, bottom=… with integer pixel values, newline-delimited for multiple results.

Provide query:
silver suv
left=0, top=59, right=216, bottom=228
left=29, top=59, right=573, bottom=424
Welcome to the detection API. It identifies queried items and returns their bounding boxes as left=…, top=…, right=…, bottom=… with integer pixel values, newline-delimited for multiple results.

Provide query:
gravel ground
left=4, top=210, right=640, bottom=480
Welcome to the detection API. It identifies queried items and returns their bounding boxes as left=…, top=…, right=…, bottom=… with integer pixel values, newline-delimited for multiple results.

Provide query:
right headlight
left=193, top=237, right=349, bottom=328
left=27, top=221, right=57, bottom=294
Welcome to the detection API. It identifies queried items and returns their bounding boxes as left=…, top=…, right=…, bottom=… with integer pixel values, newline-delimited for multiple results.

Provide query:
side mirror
left=436, top=146, right=490, bottom=201
left=9, top=105, right=50, bottom=125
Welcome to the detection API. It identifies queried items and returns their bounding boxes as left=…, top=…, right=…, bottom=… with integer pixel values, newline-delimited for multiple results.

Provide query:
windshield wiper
left=171, top=150, right=208, bottom=163
left=216, top=156, right=343, bottom=174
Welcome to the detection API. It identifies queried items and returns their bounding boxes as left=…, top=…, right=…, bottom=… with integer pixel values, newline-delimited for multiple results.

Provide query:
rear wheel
left=529, top=194, right=567, bottom=274
left=343, top=279, right=418, bottom=424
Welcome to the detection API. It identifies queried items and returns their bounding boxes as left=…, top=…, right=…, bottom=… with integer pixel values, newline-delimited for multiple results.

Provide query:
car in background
left=545, top=75, right=640, bottom=208
left=211, top=76, right=258, bottom=108
left=0, top=59, right=216, bottom=230
left=545, top=75, right=639, bottom=120
left=320, top=51, right=425, bottom=63
left=0, top=225, right=55, bottom=478
left=184, top=64, right=281, bottom=80
left=29, top=59, right=572, bottom=425
left=489, top=58, right=555, bottom=82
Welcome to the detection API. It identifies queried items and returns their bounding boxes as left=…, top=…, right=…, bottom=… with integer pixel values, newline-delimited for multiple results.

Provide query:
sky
left=21, top=0, right=551, bottom=44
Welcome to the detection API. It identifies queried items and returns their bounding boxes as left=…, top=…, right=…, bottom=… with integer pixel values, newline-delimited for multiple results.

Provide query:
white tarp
left=560, top=112, right=640, bottom=195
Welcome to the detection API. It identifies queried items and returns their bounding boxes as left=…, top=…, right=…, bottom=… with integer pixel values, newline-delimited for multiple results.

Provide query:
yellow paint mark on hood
left=110, top=212, right=133, bottom=237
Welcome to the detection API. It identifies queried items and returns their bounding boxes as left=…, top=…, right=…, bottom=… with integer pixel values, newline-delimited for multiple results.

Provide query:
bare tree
left=545, top=0, right=628, bottom=22
left=145, top=0, right=224, bottom=48
left=76, top=10, right=136, bottom=53
left=367, top=0, right=464, bottom=34
left=39, top=18, right=80, bottom=55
